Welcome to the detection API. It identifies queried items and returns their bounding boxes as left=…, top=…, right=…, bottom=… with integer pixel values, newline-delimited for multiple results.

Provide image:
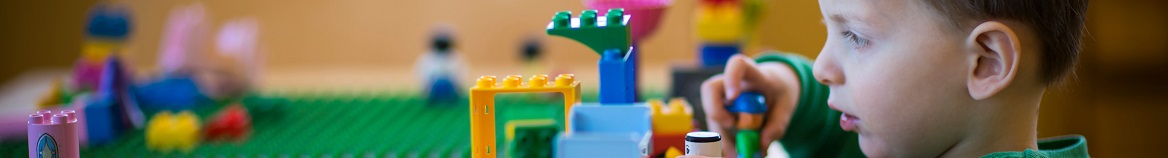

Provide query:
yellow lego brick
left=650, top=98, right=694, bottom=135
left=665, top=147, right=683, bottom=158
left=146, top=110, right=201, bottom=153
left=469, top=74, right=580, bottom=158
left=697, top=4, right=745, bottom=43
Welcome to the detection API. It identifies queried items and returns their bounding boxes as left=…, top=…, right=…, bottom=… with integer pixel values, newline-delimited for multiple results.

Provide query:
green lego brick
left=547, top=9, right=632, bottom=55
left=508, top=124, right=557, bottom=158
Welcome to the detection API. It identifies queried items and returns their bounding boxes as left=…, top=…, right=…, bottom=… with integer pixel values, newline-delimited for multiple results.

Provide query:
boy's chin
left=858, top=135, right=889, bottom=157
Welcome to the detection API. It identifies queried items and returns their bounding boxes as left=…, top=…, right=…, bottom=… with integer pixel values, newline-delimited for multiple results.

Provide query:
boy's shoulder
left=982, top=135, right=1089, bottom=158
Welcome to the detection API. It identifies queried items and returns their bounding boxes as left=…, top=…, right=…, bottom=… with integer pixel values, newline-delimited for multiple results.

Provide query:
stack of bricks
left=28, top=110, right=80, bottom=158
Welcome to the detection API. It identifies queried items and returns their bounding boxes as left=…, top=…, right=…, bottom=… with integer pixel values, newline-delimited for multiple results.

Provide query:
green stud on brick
left=546, top=8, right=631, bottom=56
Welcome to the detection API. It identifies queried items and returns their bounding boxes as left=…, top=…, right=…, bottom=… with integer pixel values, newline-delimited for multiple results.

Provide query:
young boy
left=700, top=0, right=1089, bottom=157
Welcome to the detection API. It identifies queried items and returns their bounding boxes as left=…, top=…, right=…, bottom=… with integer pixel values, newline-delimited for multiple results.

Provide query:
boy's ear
left=966, top=21, right=1021, bottom=100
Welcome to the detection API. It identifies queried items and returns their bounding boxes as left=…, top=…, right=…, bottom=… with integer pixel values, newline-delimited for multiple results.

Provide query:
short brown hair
left=923, top=0, right=1089, bottom=85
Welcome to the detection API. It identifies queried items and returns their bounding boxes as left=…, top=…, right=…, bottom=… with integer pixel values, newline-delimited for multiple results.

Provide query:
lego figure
left=28, top=110, right=80, bottom=158
left=414, top=28, right=467, bottom=104
left=726, top=92, right=766, bottom=158
left=76, top=3, right=133, bottom=91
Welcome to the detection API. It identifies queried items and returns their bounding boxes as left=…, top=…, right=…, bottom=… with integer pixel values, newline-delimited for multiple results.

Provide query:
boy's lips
left=829, top=102, right=860, bottom=132
left=840, top=113, right=860, bottom=132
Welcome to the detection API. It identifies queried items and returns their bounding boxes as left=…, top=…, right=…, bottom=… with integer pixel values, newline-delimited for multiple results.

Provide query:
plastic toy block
left=83, top=95, right=125, bottom=145
left=546, top=9, right=631, bottom=55
left=650, top=133, right=686, bottom=157
left=648, top=98, right=693, bottom=157
left=700, top=44, right=740, bottom=67
left=28, top=110, right=80, bottom=158
left=135, top=76, right=211, bottom=111
left=696, top=4, right=745, bottom=43
left=599, top=49, right=638, bottom=104
left=555, top=132, right=645, bottom=158
left=664, top=147, right=683, bottom=158
left=203, top=105, right=251, bottom=141
left=94, top=56, right=146, bottom=131
left=736, top=129, right=761, bottom=158
left=649, top=98, right=694, bottom=134
left=669, top=65, right=724, bottom=130
left=504, top=120, right=557, bottom=158
left=469, top=74, right=580, bottom=158
left=568, top=103, right=651, bottom=134
left=146, top=110, right=201, bottom=153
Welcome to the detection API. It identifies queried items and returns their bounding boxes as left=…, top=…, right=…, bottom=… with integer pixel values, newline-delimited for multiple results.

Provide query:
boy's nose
left=813, top=49, right=845, bottom=86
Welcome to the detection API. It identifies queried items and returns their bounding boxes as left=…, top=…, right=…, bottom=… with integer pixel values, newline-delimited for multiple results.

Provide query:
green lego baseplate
left=1, top=90, right=665, bottom=157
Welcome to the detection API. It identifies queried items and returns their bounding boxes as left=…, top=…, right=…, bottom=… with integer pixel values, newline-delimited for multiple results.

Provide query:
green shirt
left=755, top=52, right=1090, bottom=158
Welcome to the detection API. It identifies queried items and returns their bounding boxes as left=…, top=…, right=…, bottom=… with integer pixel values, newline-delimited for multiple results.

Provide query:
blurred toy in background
left=75, top=2, right=133, bottom=91
left=37, top=79, right=72, bottom=108
left=203, top=104, right=251, bottom=142
left=28, top=110, right=81, bottom=158
left=207, top=17, right=263, bottom=99
left=671, top=0, right=768, bottom=131
left=136, top=3, right=213, bottom=111
left=414, top=27, right=467, bottom=105
left=583, top=0, right=671, bottom=44
left=83, top=55, right=147, bottom=145
left=146, top=110, right=201, bottom=153
left=521, top=36, right=546, bottom=74
left=138, top=3, right=261, bottom=111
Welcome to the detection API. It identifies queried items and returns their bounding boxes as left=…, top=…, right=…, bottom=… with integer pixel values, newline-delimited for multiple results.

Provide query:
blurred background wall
left=1, top=0, right=1165, bottom=157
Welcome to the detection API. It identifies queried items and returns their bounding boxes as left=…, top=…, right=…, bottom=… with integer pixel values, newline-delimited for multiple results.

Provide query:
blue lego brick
left=700, top=44, right=740, bottom=67
left=555, top=132, right=646, bottom=158
left=134, top=76, right=210, bottom=111
left=730, top=92, right=767, bottom=114
left=426, top=76, right=460, bottom=105
left=598, top=48, right=638, bottom=104
left=84, top=96, right=125, bottom=144
left=569, top=103, right=651, bottom=134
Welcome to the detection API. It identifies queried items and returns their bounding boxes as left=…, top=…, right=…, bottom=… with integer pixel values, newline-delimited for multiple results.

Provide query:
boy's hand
left=701, top=54, right=801, bottom=157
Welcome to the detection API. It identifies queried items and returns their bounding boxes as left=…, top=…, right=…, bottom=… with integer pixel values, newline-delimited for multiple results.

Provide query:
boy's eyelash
left=841, top=31, right=869, bottom=47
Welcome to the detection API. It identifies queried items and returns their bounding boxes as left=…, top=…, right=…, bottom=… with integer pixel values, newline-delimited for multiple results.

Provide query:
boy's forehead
left=820, top=0, right=909, bottom=27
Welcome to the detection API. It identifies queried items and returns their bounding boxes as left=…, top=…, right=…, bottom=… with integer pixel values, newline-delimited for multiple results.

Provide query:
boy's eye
left=841, top=31, right=869, bottom=48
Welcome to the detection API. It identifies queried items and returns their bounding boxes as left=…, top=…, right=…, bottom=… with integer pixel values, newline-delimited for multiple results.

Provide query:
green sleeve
left=755, top=52, right=865, bottom=158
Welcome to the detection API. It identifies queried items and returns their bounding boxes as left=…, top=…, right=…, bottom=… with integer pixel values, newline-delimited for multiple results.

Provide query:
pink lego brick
left=28, top=110, right=80, bottom=158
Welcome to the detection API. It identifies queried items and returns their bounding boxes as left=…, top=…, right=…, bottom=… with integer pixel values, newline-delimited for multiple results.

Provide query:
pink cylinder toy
left=28, top=110, right=80, bottom=158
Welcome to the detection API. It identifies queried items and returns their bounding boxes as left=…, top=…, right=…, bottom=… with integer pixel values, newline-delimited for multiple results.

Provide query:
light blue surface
left=555, top=132, right=646, bottom=158
left=568, top=103, right=651, bottom=134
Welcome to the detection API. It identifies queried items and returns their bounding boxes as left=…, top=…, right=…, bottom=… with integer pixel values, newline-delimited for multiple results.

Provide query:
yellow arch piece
left=469, top=74, right=580, bottom=158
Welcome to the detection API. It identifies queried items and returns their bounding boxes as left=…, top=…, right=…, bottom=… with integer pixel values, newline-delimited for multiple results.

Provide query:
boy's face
left=815, top=0, right=977, bottom=157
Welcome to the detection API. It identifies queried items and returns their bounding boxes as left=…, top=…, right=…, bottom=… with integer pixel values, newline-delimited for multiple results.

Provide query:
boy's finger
left=759, top=90, right=796, bottom=156
left=701, top=75, right=735, bottom=129
left=722, top=54, right=768, bottom=100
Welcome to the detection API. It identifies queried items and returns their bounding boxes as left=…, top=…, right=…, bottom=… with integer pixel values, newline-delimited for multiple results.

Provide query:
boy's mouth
left=840, top=113, right=860, bottom=132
